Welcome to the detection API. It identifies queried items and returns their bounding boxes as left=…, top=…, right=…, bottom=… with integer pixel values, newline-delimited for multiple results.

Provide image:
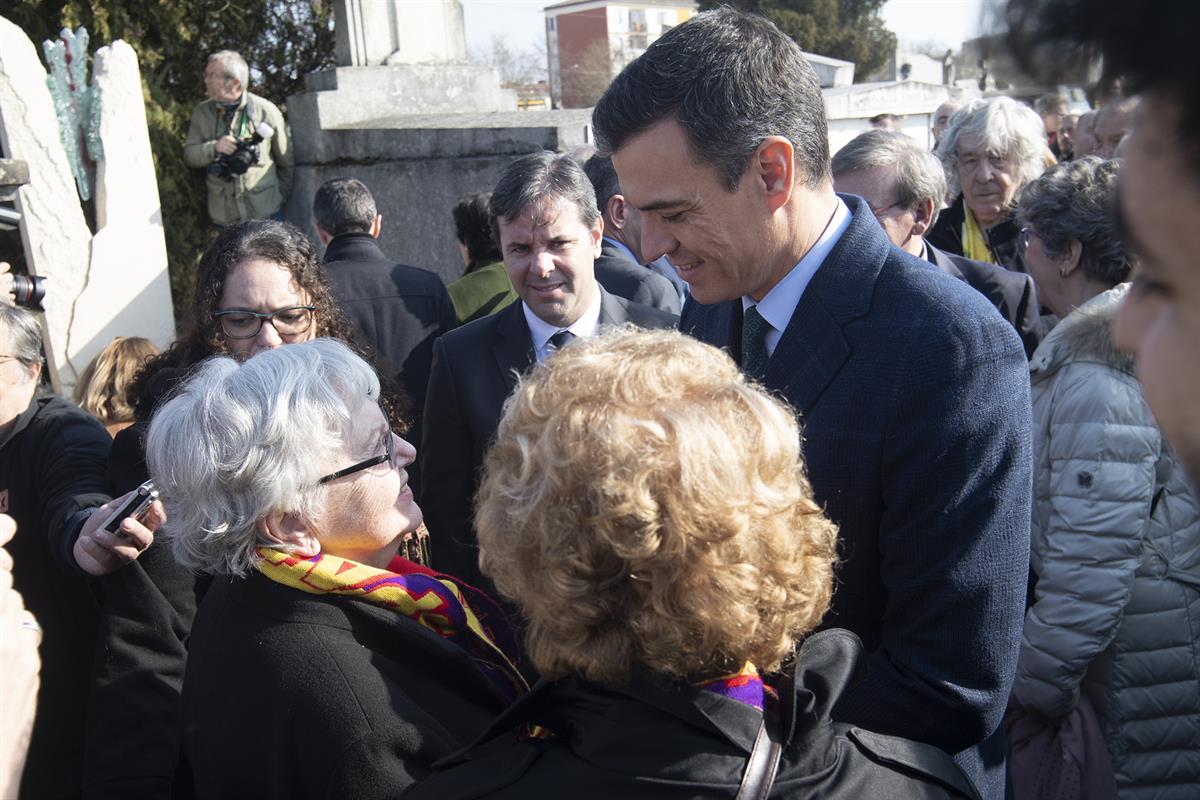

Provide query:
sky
left=460, top=0, right=999, bottom=56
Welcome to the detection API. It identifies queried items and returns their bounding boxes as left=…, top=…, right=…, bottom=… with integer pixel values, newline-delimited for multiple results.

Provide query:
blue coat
left=680, top=195, right=1032, bottom=799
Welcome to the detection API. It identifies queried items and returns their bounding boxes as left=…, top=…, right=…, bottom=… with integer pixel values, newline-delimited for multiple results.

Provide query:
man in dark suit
left=313, top=178, right=457, bottom=483
left=832, top=128, right=1044, bottom=357
left=582, top=154, right=682, bottom=314
left=420, top=152, right=677, bottom=592
left=592, top=10, right=1031, bottom=799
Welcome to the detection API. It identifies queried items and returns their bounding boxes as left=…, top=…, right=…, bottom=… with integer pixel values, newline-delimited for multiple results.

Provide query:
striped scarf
left=255, top=548, right=527, bottom=702
left=697, top=661, right=770, bottom=711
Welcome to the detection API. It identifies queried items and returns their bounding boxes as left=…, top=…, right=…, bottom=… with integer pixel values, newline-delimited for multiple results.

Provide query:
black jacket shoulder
left=404, top=629, right=978, bottom=800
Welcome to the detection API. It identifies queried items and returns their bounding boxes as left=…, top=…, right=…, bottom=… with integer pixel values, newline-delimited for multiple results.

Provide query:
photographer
left=184, top=50, right=291, bottom=226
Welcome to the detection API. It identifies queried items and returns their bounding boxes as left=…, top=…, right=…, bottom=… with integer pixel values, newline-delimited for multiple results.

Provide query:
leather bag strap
left=734, top=657, right=797, bottom=800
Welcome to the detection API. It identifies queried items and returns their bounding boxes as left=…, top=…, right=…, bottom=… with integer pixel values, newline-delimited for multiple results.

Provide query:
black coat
left=680, top=196, right=1032, bottom=799
left=927, top=195, right=1025, bottom=274
left=0, top=391, right=111, bottom=799
left=184, top=571, right=514, bottom=799
left=927, top=243, right=1044, bottom=358
left=420, top=291, right=677, bottom=592
left=404, top=630, right=979, bottom=799
left=594, top=239, right=682, bottom=314
left=323, top=232, right=458, bottom=462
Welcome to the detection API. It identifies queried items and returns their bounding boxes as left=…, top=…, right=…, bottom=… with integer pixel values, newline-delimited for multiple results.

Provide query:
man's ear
left=257, top=512, right=320, bottom=557
left=607, top=195, right=629, bottom=231
left=313, top=222, right=333, bottom=247
left=755, top=136, right=795, bottom=213
left=589, top=217, right=604, bottom=258
left=370, top=214, right=382, bottom=239
left=910, top=197, right=936, bottom=238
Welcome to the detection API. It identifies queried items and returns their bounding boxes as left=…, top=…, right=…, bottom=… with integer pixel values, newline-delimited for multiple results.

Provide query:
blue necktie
left=549, top=329, right=576, bottom=351
left=741, top=305, right=771, bottom=379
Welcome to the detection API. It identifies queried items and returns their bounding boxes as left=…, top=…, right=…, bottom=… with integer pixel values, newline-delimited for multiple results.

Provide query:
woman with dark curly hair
left=82, top=220, right=415, bottom=797
left=406, top=328, right=979, bottom=800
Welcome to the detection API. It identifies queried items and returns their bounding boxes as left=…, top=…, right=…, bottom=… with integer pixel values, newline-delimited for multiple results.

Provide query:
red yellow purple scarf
left=697, top=661, right=769, bottom=710
left=255, top=548, right=527, bottom=702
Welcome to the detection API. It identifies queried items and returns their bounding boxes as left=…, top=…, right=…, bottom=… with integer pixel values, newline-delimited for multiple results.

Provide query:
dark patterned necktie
left=741, top=305, right=771, bottom=379
left=549, top=329, right=577, bottom=351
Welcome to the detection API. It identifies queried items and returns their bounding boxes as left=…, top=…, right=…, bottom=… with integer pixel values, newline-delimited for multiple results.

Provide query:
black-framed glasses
left=318, top=431, right=395, bottom=485
left=214, top=306, right=316, bottom=340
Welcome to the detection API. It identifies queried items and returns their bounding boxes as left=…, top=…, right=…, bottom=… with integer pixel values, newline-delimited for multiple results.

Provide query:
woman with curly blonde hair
left=405, top=328, right=979, bottom=800
left=73, top=336, right=159, bottom=436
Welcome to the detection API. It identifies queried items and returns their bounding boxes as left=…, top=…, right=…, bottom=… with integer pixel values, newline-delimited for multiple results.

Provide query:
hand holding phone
left=74, top=483, right=166, bottom=577
left=100, top=480, right=159, bottom=535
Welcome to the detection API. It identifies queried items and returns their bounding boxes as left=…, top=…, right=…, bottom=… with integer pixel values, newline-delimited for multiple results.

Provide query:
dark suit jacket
left=323, top=233, right=458, bottom=465
left=595, top=239, right=682, bottom=314
left=928, top=243, right=1043, bottom=358
left=420, top=290, right=677, bottom=592
left=184, top=571, right=512, bottom=799
left=680, top=195, right=1032, bottom=799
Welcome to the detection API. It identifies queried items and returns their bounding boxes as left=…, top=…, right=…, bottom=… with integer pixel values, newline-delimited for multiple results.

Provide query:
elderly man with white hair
left=833, top=129, right=1044, bottom=357
left=928, top=97, right=1049, bottom=272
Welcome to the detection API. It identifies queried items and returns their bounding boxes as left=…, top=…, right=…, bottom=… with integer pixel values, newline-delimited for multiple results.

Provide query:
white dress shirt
left=741, top=197, right=852, bottom=356
left=522, top=289, right=603, bottom=363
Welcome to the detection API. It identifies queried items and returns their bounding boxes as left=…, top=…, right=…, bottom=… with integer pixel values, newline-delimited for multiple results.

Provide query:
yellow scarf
left=962, top=207, right=995, bottom=264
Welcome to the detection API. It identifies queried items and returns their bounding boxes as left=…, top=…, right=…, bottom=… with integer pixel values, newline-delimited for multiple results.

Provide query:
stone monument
left=0, top=17, right=175, bottom=394
left=286, top=0, right=592, bottom=282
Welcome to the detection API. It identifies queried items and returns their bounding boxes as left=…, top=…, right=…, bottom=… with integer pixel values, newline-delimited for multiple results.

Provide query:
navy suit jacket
left=595, top=239, right=682, bottom=314
left=680, top=195, right=1031, bottom=798
left=420, top=289, right=678, bottom=592
left=927, top=243, right=1043, bottom=358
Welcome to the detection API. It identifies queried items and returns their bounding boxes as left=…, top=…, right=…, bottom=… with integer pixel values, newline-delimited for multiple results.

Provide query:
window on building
left=629, top=8, right=646, bottom=33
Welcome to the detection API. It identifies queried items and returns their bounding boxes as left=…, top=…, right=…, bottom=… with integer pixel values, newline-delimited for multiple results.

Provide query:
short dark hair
left=452, top=192, right=501, bottom=264
left=1019, top=157, right=1132, bottom=286
left=1006, top=0, right=1200, bottom=178
left=592, top=7, right=830, bottom=192
left=869, top=113, right=902, bottom=126
left=489, top=152, right=599, bottom=245
left=312, top=178, right=377, bottom=237
left=1033, top=93, right=1068, bottom=116
left=582, top=154, right=620, bottom=215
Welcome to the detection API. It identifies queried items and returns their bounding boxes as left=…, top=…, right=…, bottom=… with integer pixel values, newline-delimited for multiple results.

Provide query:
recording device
left=11, top=274, right=46, bottom=311
left=208, top=121, right=275, bottom=180
left=101, top=480, right=159, bottom=535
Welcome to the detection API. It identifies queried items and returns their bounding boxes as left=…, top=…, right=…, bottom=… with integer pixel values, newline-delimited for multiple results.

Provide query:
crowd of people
left=2, top=1, right=1199, bottom=798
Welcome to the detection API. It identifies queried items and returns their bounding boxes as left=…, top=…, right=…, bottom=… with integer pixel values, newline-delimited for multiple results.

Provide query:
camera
left=208, top=121, right=274, bottom=180
left=12, top=275, right=45, bottom=311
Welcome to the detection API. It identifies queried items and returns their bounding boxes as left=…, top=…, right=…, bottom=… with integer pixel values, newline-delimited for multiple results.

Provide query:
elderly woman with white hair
left=929, top=96, right=1050, bottom=272
left=146, top=338, right=526, bottom=799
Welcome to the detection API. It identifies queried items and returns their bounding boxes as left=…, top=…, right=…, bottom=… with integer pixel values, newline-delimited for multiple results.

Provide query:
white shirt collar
left=741, top=197, right=852, bottom=356
left=522, top=288, right=603, bottom=363
left=602, top=236, right=639, bottom=265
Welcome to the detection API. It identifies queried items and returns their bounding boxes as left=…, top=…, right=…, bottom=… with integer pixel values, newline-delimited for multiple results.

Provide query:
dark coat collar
left=323, top=232, right=390, bottom=265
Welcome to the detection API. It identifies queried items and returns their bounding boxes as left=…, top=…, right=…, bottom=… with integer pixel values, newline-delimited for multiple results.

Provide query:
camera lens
left=11, top=275, right=46, bottom=310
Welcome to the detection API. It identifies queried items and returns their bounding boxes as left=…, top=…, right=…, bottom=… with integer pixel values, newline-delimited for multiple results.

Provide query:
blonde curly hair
left=475, top=327, right=838, bottom=683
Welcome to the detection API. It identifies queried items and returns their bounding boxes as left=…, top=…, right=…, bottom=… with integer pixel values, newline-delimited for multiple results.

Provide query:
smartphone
left=101, top=480, right=159, bottom=535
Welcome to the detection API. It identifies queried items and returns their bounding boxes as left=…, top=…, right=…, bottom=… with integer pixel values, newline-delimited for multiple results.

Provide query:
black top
left=185, top=570, right=514, bottom=799
left=405, top=630, right=979, bottom=799
left=0, top=391, right=111, bottom=799
left=927, top=195, right=1026, bottom=274
left=594, top=239, right=682, bottom=314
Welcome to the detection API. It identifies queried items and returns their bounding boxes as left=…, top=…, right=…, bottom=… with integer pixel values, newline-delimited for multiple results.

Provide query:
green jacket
left=183, top=91, right=292, bottom=225
left=447, top=260, right=518, bottom=324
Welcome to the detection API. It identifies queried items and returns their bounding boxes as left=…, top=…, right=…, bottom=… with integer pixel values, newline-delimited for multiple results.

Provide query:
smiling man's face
left=498, top=197, right=602, bottom=328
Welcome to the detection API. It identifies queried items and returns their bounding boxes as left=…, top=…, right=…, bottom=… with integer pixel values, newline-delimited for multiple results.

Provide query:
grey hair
left=1018, top=156, right=1131, bottom=285
left=1033, top=93, right=1068, bottom=116
left=936, top=97, right=1048, bottom=199
left=0, top=303, right=43, bottom=367
left=831, top=130, right=948, bottom=227
left=312, top=178, right=377, bottom=237
left=209, top=50, right=249, bottom=89
left=146, top=338, right=381, bottom=576
left=592, top=7, right=830, bottom=192
left=489, top=151, right=599, bottom=245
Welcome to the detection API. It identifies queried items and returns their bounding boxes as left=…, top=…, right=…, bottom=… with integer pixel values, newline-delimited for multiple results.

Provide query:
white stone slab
left=335, top=0, right=467, bottom=66
left=0, top=15, right=93, bottom=391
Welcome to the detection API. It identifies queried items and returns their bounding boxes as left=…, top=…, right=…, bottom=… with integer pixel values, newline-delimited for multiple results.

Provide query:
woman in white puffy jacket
left=1012, top=157, right=1200, bottom=797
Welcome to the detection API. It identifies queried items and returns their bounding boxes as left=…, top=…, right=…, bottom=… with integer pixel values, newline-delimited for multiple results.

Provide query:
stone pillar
left=0, top=17, right=174, bottom=394
left=335, top=0, right=468, bottom=66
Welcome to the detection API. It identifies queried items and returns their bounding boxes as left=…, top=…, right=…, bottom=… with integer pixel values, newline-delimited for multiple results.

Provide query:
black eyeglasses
left=214, top=306, right=316, bottom=340
left=318, top=431, right=395, bottom=485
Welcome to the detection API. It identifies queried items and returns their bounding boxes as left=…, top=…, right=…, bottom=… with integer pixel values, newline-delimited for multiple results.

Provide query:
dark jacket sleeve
left=1014, top=273, right=1044, bottom=359
left=83, top=418, right=202, bottom=798
left=832, top=306, right=1033, bottom=754
left=629, top=271, right=682, bottom=315
left=41, top=406, right=112, bottom=572
left=419, top=336, right=483, bottom=586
